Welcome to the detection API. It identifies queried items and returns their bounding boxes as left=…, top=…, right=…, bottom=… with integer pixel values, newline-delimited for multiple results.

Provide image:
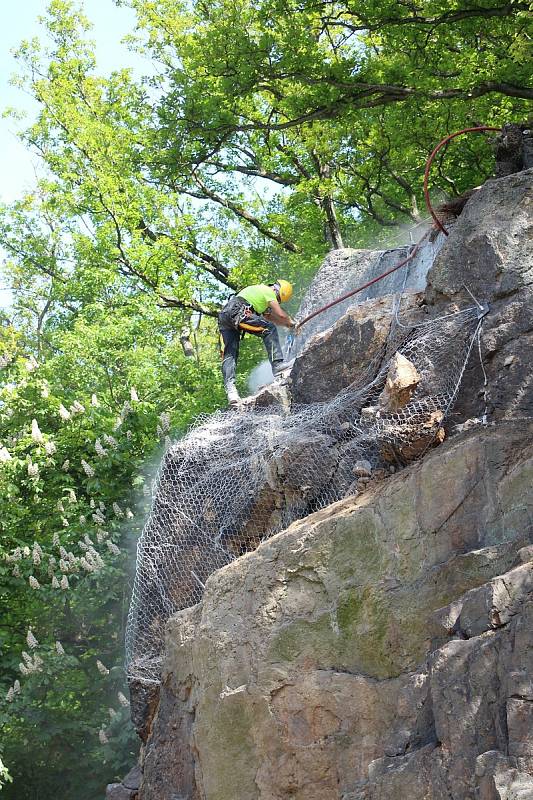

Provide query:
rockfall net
left=126, top=298, right=485, bottom=685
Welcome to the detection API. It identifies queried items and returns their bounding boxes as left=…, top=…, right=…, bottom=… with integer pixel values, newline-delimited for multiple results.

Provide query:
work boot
left=226, top=383, right=241, bottom=408
left=272, top=361, right=289, bottom=378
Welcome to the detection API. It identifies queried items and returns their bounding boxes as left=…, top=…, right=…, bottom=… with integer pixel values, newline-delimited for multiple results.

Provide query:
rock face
left=292, top=233, right=447, bottom=353
left=141, top=422, right=533, bottom=800
left=426, top=167, right=533, bottom=425
left=134, top=168, right=533, bottom=800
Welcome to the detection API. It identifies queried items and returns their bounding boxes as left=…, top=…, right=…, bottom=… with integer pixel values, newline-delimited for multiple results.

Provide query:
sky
left=0, top=0, right=149, bottom=306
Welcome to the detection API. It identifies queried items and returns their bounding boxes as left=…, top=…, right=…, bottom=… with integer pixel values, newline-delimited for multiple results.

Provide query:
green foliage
left=0, top=0, right=531, bottom=796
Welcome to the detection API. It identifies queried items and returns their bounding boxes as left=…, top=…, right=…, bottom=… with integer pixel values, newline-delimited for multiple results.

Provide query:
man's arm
left=266, top=299, right=295, bottom=328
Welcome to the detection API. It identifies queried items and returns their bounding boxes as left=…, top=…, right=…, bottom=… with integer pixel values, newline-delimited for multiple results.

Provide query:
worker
left=218, top=279, right=295, bottom=406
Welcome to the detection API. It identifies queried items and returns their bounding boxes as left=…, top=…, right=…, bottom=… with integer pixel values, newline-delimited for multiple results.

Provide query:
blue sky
left=0, top=1, right=148, bottom=305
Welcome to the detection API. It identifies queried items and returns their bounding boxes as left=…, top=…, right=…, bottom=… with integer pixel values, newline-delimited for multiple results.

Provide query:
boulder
left=377, top=352, right=421, bottom=411
left=291, top=293, right=424, bottom=405
left=494, top=123, right=533, bottom=178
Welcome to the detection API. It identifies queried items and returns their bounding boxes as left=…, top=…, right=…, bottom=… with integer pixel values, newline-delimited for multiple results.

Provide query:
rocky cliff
left=119, top=168, right=532, bottom=800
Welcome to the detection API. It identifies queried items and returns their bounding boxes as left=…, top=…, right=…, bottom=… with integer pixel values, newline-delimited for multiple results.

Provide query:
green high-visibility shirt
left=237, top=284, right=277, bottom=314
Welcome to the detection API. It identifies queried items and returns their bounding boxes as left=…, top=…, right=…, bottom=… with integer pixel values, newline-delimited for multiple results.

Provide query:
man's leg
left=239, top=314, right=284, bottom=374
left=219, top=326, right=240, bottom=403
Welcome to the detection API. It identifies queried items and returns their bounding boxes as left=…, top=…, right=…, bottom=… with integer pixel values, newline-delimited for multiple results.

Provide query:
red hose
left=296, top=124, right=502, bottom=331
left=424, top=126, right=500, bottom=235
left=296, top=230, right=430, bottom=330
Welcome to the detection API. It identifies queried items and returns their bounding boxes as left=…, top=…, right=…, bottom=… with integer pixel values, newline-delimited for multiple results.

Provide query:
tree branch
left=189, top=172, right=300, bottom=252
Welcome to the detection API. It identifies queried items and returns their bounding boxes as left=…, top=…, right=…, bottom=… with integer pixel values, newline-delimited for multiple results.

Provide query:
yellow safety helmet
left=275, top=279, right=293, bottom=303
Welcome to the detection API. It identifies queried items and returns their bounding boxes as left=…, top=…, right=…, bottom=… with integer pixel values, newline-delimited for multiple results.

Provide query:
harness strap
left=239, top=321, right=268, bottom=334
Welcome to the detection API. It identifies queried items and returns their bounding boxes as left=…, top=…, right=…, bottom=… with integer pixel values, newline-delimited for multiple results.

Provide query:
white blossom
left=117, top=691, right=129, bottom=707
left=98, top=501, right=106, bottom=511
left=22, top=651, right=32, bottom=665
left=56, top=500, right=65, bottom=513
left=125, top=507, right=134, bottom=519
left=0, top=354, right=10, bottom=367
left=159, top=411, right=171, bottom=432
left=164, top=436, right=171, bottom=449
left=25, top=355, right=39, bottom=372
left=90, top=393, right=99, bottom=407
left=156, top=425, right=163, bottom=439
left=13, top=680, right=20, bottom=694
left=19, top=663, right=29, bottom=676
left=81, top=459, right=95, bottom=477
left=53, top=532, right=60, bottom=547
left=26, top=630, right=38, bottom=649
left=80, top=557, right=94, bottom=572
left=59, top=545, right=68, bottom=558
left=29, top=576, right=40, bottom=589
left=59, top=559, right=69, bottom=573
left=90, top=498, right=95, bottom=509
left=55, top=641, right=65, bottom=655
left=61, top=517, right=69, bottom=527
left=103, top=434, right=118, bottom=449
left=66, top=489, right=77, bottom=504
left=31, top=419, right=44, bottom=444
left=108, top=707, right=117, bottom=719
left=44, top=440, right=57, bottom=456
left=6, top=687, right=14, bottom=702
left=112, top=502, right=124, bottom=518
left=78, top=541, right=88, bottom=551
left=23, top=546, right=31, bottom=558
left=113, top=417, right=122, bottom=431
left=49, top=555, right=56, bottom=565
left=92, top=512, right=105, bottom=525
left=106, top=541, right=120, bottom=556
left=126, top=430, right=132, bottom=440
left=121, top=401, right=132, bottom=419
left=60, top=575, right=69, bottom=590
left=51, top=576, right=60, bottom=588
left=27, top=461, right=39, bottom=478
left=70, top=400, right=85, bottom=414
left=96, top=660, right=109, bottom=676
left=32, top=550, right=41, bottom=566
left=83, top=534, right=94, bottom=546
left=33, top=542, right=43, bottom=555
left=58, top=404, right=71, bottom=421
left=62, top=460, right=70, bottom=471
left=11, top=547, right=22, bottom=561
left=33, top=655, right=43, bottom=670
left=0, top=446, right=12, bottom=462
left=99, top=729, right=109, bottom=745
left=130, top=387, right=139, bottom=402
left=12, top=565, right=20, bottom=578
left=89, top=549, right=105, bottom=568
left=41, top=384, right=50, bottom=399
left=95, top=439, right=107, bottom=458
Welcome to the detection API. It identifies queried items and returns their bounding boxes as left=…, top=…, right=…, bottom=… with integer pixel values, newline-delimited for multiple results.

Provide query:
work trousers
left=218, top=296, right=284, bottom=389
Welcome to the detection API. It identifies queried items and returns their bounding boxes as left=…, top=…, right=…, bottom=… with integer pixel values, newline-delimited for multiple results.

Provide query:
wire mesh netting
left=126, top=301, right=484, bottom=684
